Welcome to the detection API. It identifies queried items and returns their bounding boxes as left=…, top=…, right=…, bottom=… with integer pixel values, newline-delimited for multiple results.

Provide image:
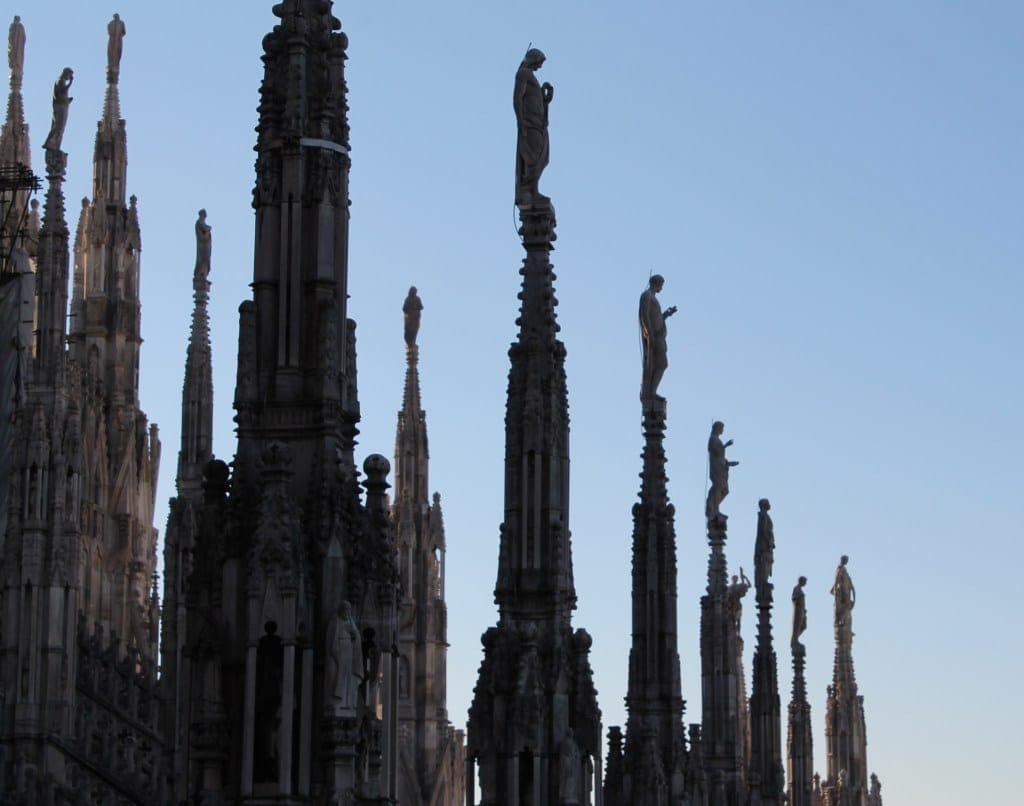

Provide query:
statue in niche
left=8, top=16, right=25, bottom=83
left=559, top=729, right=581, bottom=803
left=514, top=48, right=553, bottom=207
left=831, top=555, right=855, bottom=635
left=754, top=498, right=774, bottom=584
left=325, top=601, right=362, bottom=712
left=362, top=627, right=381, bottom=712
left=639, top=274, right=677, bottom=405
left=107, top=14, right=126, bottom=77
left=791, top=576, right=808, bottom=649
left=194, top=209, right=211, bottom=282
left=254, top=621, right=283, bottom=782
left=727, top=569, right=751, bottom=632
left=42, top=68, right=74, bottom=151
left=403, top=286, right=422, bottom=348
left=706, top=421, right=738, bottom=520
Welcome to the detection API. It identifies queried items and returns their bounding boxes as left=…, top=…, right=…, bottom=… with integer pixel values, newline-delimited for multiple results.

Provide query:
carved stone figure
left=727, top=568, right=751, bottom=632
left=792, top=576, right=808, bottom=648
left=8, top=16, right=25, bottom=83
left=42, top=68, right=74, bottom=151
left=107, top=14, right=126, bottom=77
left=402, top=286, right=422, bottom=348
left=559, top=729, right=581, bottom=803
left=868, top=773, right=882, bottom=806
left=513, top=48, right=553, bottom=207
left=639, top=274, right=677, bottom=405
left=326, top=601, right=362, bottom=711
left=194, top=209, right=211, bottom=282
left=831, top=555, right=855, bottom=634
left=706, top=421, right=738, bottom=520
left=754, top=498, right=774, bottom=584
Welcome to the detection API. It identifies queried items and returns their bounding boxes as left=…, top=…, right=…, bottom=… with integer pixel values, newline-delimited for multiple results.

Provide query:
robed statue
left=706, top=421, right=738, bottom=520
left=403, top=286, right=422, bottom=348
left=830, top=555, right=855, bottom=638
left=514, top=48, right=553, bottom=208
left=43, top=68, right=74, bottom=152
left=194, top=209, right=212, bottom=282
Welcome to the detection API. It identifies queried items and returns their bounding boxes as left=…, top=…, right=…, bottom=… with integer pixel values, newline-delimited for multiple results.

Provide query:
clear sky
left=13, top=3, right=1024, bottom=803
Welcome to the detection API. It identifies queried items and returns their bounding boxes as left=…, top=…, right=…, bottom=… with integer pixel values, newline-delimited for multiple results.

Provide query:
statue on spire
left=403, top=286, right=422, bottom=349
left=791, top=575, right=807, bottom=650
left=705, top=420, right=738, bottom=521
left=8, top=15, right=25, bottom=86
left=194, top=209, right=212, bottom=283
left=639, top=274, right=677, bottom=406
left=42, top=68, right=74, bottom=152
left=514, top=47, right=553, bottom=208
left=830, top=554, right=855, bottom=639
left=107, top=14, right=126, bottom=80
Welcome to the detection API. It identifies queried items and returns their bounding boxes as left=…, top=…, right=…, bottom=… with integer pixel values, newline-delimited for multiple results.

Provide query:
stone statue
left=403, top=286, right=422, bottom=348
left=194, top=209, right=211, bottom=282
left=513, top=48, right=553, bottom=208
left=559, top=729, right=581, bottom=803
left=639, top=274, right=677, bottom=405
left=107, top=14, right=126, bottom=77
left=868, top=773, right=882, bottom=806
left=727, top=568, right=751, bottom=632
left=706, top=421, right=738, bottom=520
left=8, top=16, right=25, bottom=84
left=326, top=601, right=362, bottom=711
left=754, top=498, right=774, bottom=584
left=42, top=68, right=74, bottom=152
left=830, top=555, right=855, bottom=634
left=791, top=576, right=807, bottom=648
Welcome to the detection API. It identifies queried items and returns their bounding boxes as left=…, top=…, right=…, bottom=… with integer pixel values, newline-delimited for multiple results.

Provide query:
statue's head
left=408, top=285, right=417, bottom=295
left=840, top=554, right=849, bottom=565
left=712, top=420, right=724, bottom=435
left=522, top=48, right=546, bottom=69
left=650, top=273, right=664, bottom=291
left=198, top=208, right=206, bottom=219
left=61, top=67, right=73, bottom=80
left=759, top=497, right=770, bottom=511
left=798, top=575, right=807, bottom=586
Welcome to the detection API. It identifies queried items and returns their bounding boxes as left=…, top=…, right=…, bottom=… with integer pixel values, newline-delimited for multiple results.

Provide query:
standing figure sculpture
left=791, top=576, right=808, bottom=650
left=830, top=555, right=856, bottom=637
left=706, top=421, right=738, bottom=520
left=513, top=48, right=553, bottom=208
left=107, top=13, right=126, bottom=78
left=639, top=274, right=677, bottom=406
left=8, top=16, right=25, bottom=85
left=326, top=601, right=363, bottom=712
left=403, top=286, right=422, bottom=349
left=194, top=209, right=211, bottom=282
left=754, top=498, right=774, bottom=587
left=42, top=68, right=73, bottom=152
left=727, top=568, right=751, bottom=633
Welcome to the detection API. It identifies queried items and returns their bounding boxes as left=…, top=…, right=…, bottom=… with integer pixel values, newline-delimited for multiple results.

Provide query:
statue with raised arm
left=727, top=568, right=751, bottom=633
left=754, top=498, right=774, bottom=587
left=639, top=274, right=677, bottom=405
left=830, top=555, right=855, bottom=637
left=403, top=286, right=422, bottom=348
left=791, top=576, right=807, bottom=649
left=514, top=48, right=553, bottom=208
left=8, top=16, right=25, bottom=85
left=706, top=421, right=738, bottom=520
left=42, top=68, right=74, bottom=152
left=107, top=14, right=126, bottom=78
left=194, top=209, right=211, bottom=282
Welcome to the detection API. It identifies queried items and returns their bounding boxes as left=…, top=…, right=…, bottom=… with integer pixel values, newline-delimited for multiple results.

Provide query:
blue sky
left=13, top=3, right=1024, bottom=803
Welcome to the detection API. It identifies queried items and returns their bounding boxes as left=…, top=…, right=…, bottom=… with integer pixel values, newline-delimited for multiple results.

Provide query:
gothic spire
left=605, top=372, right=689, bottom=802
left=822, top=555, right=875, bottom=806
left=699, top=422, right=749, bottom=805
left=176, top=209, right=214, bottom=496
left=1, top=16, right=29, bottom=171
left=787, top=575, right=814, bottom=806
left=34, top=69, right=72, bottom=383
left=468, top=50, right=601, bottom=806
left=748, top=499, right=784, bottom=804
